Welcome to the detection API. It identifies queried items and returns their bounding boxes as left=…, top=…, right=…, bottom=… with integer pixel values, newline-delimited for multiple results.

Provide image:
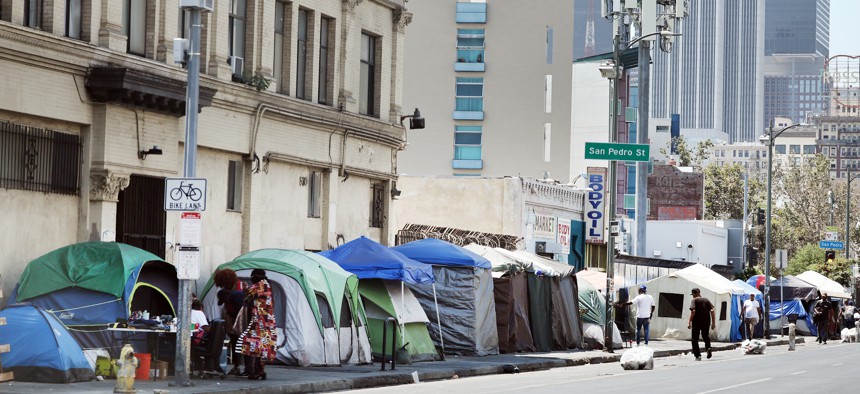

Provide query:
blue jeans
left=636, top=317, right=650, bottom=344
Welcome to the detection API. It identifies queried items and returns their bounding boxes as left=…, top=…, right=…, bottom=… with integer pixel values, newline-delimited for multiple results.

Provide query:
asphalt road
left=351, top=342, right=858, bottom=394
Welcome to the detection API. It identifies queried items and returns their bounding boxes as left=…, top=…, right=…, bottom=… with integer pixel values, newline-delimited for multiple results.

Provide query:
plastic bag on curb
left=740, top=339, right=766, bottom=355
left=620, top=346, right=654, bottom=370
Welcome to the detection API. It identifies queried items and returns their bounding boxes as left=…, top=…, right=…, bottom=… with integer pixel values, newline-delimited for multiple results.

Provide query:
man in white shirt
left=742, top=293, right=762, bottom=339
left=621, top=285, right=656, bottom=345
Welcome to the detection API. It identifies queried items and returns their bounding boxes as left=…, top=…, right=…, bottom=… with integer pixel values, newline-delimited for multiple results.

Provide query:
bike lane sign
left=164, top=178, right=207, bottom=211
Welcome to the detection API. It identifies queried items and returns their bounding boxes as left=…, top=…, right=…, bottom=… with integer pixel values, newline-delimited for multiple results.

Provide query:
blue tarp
left=769, top=299, right=816, bottom=336
left=319, top=236, right=435, bottom=284
left=733, top=280, right=765, bottom=339
left=0, top=304, right=95, bottom=383
left=392, top=238, right=492, bottom=269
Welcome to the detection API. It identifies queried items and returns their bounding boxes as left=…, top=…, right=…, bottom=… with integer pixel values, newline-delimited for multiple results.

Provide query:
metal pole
left=604, top=33, right=621, bottom=353
left=847, top=177, right=852, bottom=261
left=173, top=8, right=201, bottom=387
left=764, top=126, right=773, bottom=338
left=780, top=268, right=784, bottom=337
left=635, top=40, right=650, bottom=257
left=742, top=171, right=749, bottom=268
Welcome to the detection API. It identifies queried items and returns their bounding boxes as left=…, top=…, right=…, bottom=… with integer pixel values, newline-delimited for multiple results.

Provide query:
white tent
left=631, top=264, right=745, bottom=342
left=796, top=271, right=851, bottom=299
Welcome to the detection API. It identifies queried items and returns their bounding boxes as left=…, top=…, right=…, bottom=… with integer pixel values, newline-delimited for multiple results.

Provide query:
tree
left=809, top=259, right=852, bottom=287
left=658, top=136, right=712, bottom=170
left=785, top=243, right=823, bottom=276
left=703, top=163, right=764, bottom=220
left=773, top=155, right=834, bottom=249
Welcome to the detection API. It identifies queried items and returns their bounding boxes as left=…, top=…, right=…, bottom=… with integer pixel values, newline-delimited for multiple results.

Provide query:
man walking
left=742, top=293, right=762, bottom=339
left=621, top=285, right=656, bottom=346
left=688, top=288, right=715, bottom=361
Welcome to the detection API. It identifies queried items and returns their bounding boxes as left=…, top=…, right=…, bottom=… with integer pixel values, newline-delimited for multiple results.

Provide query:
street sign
left=819, top=240, right=845, bottom=250
left=585, top=142, right=650, bottom=162
left=775, top=249, right=788, bottom=269
left=164, top=178, right=207, bottom=211
left=824, top=231, right=839, bottom=241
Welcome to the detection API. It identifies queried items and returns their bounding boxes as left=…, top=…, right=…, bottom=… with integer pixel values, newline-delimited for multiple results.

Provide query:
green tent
left=359, top=279, right=439, bottom=362
left=577, top=277, right=606, bottom=325
left=200, top=249, right=372, bottom=366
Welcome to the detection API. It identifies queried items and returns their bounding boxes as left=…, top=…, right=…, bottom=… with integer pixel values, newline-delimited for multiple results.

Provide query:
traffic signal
left=756, top=208, right=765, bottom=225
left=825, top=250, right=836, bottom=262
left=746, top=246, right=759, bottom=268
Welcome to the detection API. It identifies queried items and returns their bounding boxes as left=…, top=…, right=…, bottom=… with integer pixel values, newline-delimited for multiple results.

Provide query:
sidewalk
left=1, top=337, right=807, bottom=394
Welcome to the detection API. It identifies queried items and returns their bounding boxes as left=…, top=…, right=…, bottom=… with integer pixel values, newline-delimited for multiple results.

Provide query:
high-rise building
left=763, top=0, right=830, bottom=127
left=400, top=0, right=577, bottom=181
left=765, top=0, right=829, bottom=57
left=650, top=0, right=765, bottom=142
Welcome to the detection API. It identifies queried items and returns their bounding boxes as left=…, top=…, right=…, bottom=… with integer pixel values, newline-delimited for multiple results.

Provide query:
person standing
left=688, top=288, right=715, bottom=361
left=214, top=268, right=247, bottom=376
left=813, top=292, right=831, bottom=344
left=741, top=293, right=762, bottom=340
left=240, top=269, right=277, bottom=380
left=620, top=285, right=656, bottom=346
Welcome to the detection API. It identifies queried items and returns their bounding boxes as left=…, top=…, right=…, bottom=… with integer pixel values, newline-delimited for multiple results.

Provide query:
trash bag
left=740, top=339, right=766, bottom=355
left=620, top=346, right=654, bottom=370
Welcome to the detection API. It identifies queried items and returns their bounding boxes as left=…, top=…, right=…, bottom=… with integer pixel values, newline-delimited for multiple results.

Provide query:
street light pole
left=603, top=32, right=621, bottom=353
left=762, top=123, right=800, bottom=337
left=847, top=173, right=859, bottom=305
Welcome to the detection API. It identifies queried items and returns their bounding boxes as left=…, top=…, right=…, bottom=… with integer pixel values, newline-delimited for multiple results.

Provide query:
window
left=370, top=182, right=384, bottom=228
left=307, top=170, right=321, bottom=218
left=454, top=125, right=482, bottom=160
left=66, top=0, right=82, bottom=39
left=296, top=8, right=310, bottom=100
left=179, top=9, right=191, bottom=39
left=24, top=0, right=43, bottom=30
left=774, top=145, right=786, bottom=154
left=229, top=0, right=247, bottom=77
left=789, top=145, right=801, bottom=154
left=0, top=122, right=81, bottom=195
left=544, top=123, right=551, bottom=162
left=123, top=0, right=147, bottom=55
left=545, top=26, right=553, bottom=64
left=318, top=16, right=334, bottom=105
left=227, top=160, right=243, bottom=211
left=360, top=33, right=378, bottom=116
left=455, top=1, right=487, bottom=23
left=544, top=75, right=552, bottom=113
left=456, top=29, right=484, bottom=64
left=274, top=2, right=289, bottom=94
left=719, top=301, right=727, bottom=321
left=455, top=77, right=483, bottom=111
left=657, top=292, right=684, bottom=319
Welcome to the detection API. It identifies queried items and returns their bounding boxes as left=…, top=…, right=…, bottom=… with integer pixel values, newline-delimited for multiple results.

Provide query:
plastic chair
left=191, top=319, right=227, bottom=379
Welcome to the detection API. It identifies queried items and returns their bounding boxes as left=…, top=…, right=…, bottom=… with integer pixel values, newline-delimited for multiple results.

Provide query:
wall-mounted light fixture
left=400, top=108, right=425, bottom=130
left=138, top=145, right=163, bottom=160
left=391, top=187, right=402, bottom=199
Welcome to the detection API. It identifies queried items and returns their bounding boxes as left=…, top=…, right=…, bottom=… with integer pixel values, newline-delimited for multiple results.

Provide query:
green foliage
left=808, top=259, right=853, bottom=287
left=233, top=72, right=272, bottom=92
left=703, top=163, right=764, bottom=220
left=785, top=243, right=824, bottom=275
left=734, top=266, right=762, bottom=281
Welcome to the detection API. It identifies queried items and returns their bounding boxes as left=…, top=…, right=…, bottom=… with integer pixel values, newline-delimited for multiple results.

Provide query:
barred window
left=370, top=182, right=384, bottom=228
left=0, top=122, right=81, bottom=195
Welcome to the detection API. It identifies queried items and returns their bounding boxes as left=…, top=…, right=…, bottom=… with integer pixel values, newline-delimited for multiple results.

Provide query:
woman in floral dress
left=240, top=269, right=277, bottom=380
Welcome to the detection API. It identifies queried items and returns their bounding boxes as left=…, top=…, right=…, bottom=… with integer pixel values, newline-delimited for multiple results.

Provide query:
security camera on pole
left=170, top=0, right=213, bottom=387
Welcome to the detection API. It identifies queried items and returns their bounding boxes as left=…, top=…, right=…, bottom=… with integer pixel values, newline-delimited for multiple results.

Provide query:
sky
left=830, top=0, right=860, bottom=55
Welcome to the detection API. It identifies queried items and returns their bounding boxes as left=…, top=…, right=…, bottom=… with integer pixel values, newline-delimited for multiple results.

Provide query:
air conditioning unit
left=229, top=56, right=244, bottom=78
left=179, top=0, right=213, bottom=11
left=535, top=242, right=547, bottom=253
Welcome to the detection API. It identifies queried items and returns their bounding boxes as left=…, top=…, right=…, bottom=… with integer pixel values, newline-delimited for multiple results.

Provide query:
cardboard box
left=152, top=361, right=169, bottom=380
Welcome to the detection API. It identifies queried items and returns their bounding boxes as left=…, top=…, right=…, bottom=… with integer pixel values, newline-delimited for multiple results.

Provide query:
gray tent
left=393, top=239, right=499, bottom=356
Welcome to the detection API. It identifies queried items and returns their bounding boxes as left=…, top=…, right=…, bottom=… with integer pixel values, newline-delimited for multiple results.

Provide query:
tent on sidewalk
left=319, top=236, right=440, bottom=362
left=201, top=249, right=371, bottom=366
left=393, top=238, right=499, bottom=356
left=768, top=299, right=816, bottom=336
left=796, top=271, right=851, bottom=299
left=0, top=304, right=95, bottom=383
left=8, top=242, right=177, bottom=353
left=495, top=249, right=584, bottom=351
left=732, top=280, right=765, bottom=338
left=633, top=264, right=746, bottom=341
left=464, top=244, right=535, bottom=353
left=768, top=275, right=818, bottom=302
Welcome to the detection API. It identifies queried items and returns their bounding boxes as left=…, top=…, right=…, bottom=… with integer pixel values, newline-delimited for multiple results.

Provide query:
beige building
left=399, top=0, right=576, bottom=181
left=0, top=0, right=412, bottom=299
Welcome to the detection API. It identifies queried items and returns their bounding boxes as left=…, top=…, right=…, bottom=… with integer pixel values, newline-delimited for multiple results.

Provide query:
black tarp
left=493, top=272, right=535, bottom=353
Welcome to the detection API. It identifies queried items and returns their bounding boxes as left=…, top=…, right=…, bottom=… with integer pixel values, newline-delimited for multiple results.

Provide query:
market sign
left=534, top=214, right=556, bottom=240
left=585, top=166, right=606, bottom=244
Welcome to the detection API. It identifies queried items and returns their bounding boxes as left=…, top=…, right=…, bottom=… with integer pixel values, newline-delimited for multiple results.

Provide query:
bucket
left=135, top=353, right=151, bottom=380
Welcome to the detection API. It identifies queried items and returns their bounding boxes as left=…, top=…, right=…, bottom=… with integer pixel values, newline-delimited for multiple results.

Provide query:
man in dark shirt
left=687, top=288, right=715, bottom=361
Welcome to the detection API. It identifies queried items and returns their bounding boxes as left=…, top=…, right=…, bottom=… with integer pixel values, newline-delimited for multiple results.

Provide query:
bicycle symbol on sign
left=169, top=181, right=203, bottom=201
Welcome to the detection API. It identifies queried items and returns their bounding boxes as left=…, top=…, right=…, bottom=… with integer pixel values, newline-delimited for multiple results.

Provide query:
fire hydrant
left=113, top=344, right=139, bottom=393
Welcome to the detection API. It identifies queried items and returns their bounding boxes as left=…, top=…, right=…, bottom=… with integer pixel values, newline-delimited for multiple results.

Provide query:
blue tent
left=319, top=236, right=434, bottom=284
left=392, top=239, right=498, bottom=356
left=391, top=238, right=492, bottom=268
left=0, top=304, right=95, bottom=383
left=733, top=280, right=765, bottom=339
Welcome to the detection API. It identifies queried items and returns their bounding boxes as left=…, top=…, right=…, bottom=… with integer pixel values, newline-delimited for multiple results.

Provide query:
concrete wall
left=645, top=221, right=728, bottom=266
left=571, top=60, right=611, bottom=179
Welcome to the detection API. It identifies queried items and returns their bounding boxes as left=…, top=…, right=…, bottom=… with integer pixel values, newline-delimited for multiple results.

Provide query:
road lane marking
left=832, top=363, right=844, bottom=366
left=696, top=378, right=772, bottom=394
left=791, top=371, right=806, bottom=375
